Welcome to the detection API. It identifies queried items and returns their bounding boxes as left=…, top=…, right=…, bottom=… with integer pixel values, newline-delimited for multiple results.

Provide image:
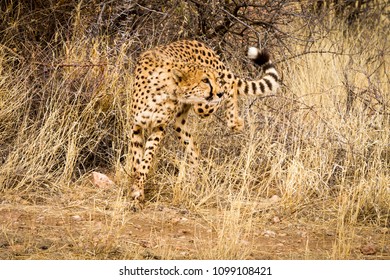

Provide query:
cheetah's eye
left=202, top=78, right=209, bottom=84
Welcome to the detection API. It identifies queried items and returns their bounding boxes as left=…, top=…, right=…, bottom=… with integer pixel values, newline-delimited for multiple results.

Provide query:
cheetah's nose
left=217, top=92, right=224, bottom=98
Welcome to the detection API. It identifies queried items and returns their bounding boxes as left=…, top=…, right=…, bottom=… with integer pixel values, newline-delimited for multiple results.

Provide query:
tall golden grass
left=0, top=2, right=389, bottom=259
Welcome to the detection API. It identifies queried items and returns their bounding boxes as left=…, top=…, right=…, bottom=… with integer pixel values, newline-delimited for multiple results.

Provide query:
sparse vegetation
left=0, top=0, right=389, bottom=259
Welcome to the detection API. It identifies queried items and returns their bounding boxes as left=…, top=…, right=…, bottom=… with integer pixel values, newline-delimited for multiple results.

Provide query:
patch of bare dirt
left=0, top=201, right=389, bottom=260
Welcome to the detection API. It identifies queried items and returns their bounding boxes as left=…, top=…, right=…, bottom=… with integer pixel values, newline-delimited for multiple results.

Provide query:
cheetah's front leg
left=129, top=124, right=144, bottom=200
left=225, top=84, right=244, bottom=132
left=173, top=104, right=199, bottom=177
left=130, top=125, right=166, bottom=201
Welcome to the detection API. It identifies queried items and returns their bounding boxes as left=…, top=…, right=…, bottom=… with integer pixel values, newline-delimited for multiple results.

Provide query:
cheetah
left=129, top=40, right=279, bottom=201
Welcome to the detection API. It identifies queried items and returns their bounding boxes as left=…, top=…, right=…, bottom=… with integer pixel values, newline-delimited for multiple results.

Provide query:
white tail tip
left=247, top=47, right=259, bottom=59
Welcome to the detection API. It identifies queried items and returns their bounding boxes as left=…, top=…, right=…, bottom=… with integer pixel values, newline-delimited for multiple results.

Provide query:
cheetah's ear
left=172, top=68, right=187, bottom=83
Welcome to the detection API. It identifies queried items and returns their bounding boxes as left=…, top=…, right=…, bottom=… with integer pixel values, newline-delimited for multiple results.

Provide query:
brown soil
left=1, top=190, right=388, bottom=260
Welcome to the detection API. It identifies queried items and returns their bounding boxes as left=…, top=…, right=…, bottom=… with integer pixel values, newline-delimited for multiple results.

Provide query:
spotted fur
left=129, top=40, right=279, bottom=201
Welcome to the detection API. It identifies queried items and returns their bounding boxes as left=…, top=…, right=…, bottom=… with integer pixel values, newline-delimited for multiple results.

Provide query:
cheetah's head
left=171, top=65, right=224, bottom=106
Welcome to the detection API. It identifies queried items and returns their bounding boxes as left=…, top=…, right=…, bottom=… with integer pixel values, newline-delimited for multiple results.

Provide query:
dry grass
left=0, top=4, right=389, bottom=259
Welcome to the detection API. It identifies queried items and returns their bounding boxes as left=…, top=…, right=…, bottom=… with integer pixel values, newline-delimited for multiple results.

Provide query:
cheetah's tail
left=247, top=47, right=271, bottom=67
left=235, top=47, right=280, bottom=96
